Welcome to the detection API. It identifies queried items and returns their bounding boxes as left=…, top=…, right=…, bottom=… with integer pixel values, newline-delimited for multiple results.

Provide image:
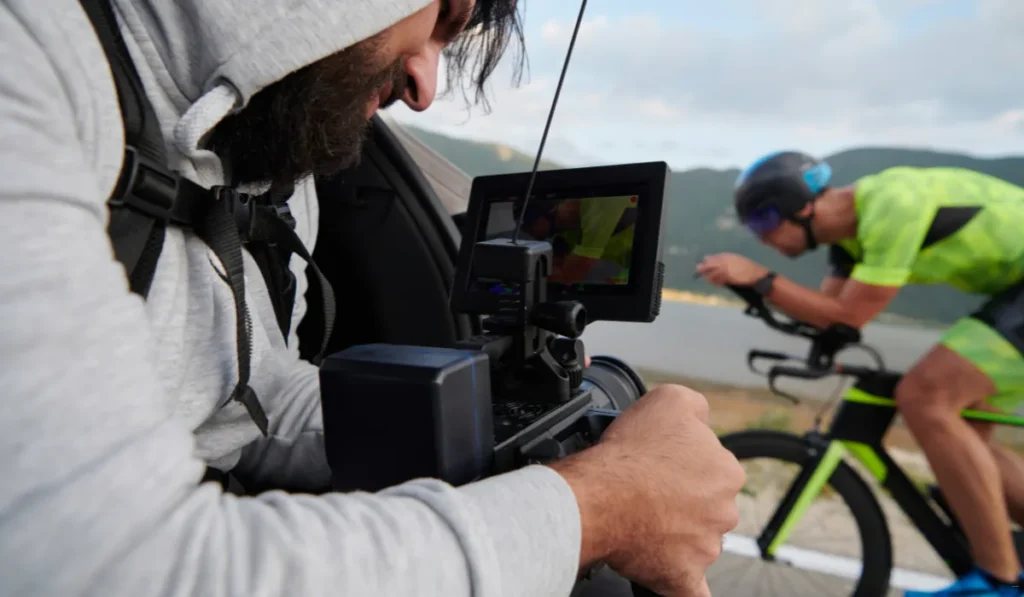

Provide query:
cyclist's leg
left=896, top=339, right=1020, bottom=583
left=992, top=444, right=1024, bottom=527
left=902, top=282, right=1024, bottom=588
left=945, top=282, right=1024, bottom=532
left=962, top=400, right=1024, bottom=527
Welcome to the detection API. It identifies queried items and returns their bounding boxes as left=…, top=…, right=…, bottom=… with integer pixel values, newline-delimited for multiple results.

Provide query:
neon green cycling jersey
left=833, top=167, right=1024, bottom=295
left=830, top=167, right=1024, bottom=412
left=557, top=196, right=636, bottom=269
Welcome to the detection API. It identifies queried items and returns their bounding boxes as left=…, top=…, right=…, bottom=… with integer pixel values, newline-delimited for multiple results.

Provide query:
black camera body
left=320, top=161, right=669, bottom=492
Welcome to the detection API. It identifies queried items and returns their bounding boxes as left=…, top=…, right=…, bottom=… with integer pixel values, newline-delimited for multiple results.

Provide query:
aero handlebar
left=724, top=283, right=886, bottom=403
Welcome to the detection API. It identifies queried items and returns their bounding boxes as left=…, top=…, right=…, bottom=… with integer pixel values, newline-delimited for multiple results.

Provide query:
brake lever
left=747, top=349, right=792, bottom=375
left=766, top=365, right=831, bottom=405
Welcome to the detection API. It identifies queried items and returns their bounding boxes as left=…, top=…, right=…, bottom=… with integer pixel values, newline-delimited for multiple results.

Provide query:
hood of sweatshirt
left=111, top=0, right=433, bottom=186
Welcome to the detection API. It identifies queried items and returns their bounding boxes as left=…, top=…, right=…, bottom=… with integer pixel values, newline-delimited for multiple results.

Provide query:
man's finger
left=692, top=577, right=711, bottom=597
left=706, top=271, right=727, bottom=286
left=654, top=574, right=711, bottom=597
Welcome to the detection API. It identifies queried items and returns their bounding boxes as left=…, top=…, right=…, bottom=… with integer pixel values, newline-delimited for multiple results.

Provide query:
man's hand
left=551, top=385, right=745, bottom=596
left=696, top=253, right=769, bottom=286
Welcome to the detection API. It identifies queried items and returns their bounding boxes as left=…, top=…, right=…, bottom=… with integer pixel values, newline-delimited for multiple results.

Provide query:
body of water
left=582, top=301, right=945, bottom=401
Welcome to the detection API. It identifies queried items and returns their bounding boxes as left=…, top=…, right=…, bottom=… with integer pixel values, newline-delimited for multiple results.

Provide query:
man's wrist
left=548, top=445, right=627, bottom=569
left=752, top=270, right=777, bottom=297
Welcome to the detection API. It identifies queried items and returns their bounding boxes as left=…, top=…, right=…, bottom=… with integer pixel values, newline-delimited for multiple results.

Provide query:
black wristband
left=753, top=271, right=777, bottom=297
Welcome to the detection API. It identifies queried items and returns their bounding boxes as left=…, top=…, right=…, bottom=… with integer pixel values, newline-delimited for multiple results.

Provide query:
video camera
left=318, top=161, right=670, bottom=492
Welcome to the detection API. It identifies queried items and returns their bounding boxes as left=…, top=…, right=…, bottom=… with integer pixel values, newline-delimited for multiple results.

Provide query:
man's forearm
left=232, top=358, right=331, bottom=492
left=765, top=274, right=850, bottom=328
left=549, top=445, right=621, bottom=569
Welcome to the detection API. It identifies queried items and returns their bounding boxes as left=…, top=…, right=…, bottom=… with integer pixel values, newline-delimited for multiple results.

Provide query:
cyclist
left=697, top=150, right=1024, bottom=596
left=516, top=197, right=636, bottom=284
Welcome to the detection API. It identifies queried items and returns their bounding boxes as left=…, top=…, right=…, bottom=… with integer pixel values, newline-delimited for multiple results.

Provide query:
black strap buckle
left=212, top=186, right=257, bottom=243
left=272, top=199, right=297, bottom=231
left=109, top=146, right=179, bottom=221
left=216, top=186, right=298, bottom=245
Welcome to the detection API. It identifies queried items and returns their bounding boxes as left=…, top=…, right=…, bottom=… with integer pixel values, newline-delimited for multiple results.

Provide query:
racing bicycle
left=706, top=284, right=1024, bottom=597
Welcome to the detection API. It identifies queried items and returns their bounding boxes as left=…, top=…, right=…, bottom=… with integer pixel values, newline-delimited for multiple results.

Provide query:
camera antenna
left=511, top=0, right=588, bottom=244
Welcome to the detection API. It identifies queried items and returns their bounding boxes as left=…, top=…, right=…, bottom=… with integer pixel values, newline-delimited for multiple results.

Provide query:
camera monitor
left=452, top=161, right=669, bottom=322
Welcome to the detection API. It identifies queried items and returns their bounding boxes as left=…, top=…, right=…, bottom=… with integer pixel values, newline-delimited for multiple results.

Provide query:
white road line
left=721, top=533, right=952, bottom=592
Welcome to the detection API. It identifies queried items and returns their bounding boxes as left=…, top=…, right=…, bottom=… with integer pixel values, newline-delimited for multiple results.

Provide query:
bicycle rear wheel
left=708, top=430, right=894, bottom=597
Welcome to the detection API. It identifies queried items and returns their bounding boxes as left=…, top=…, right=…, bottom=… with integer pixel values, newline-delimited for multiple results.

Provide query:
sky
left=386, top=0, right=1024, bottom=171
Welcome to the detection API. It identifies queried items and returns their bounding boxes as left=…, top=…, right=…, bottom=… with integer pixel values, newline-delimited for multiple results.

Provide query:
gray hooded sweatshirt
left=0, top=1, right=582, bottom=595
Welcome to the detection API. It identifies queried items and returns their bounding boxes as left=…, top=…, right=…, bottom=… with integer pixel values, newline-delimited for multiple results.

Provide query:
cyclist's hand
left=551, top=384, right=745, bottom=596
left=696, top=252, right=768, bottom=286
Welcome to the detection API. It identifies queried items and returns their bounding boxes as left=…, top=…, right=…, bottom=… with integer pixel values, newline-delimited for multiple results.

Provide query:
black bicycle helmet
left=733, top=150, right=832, bottom=250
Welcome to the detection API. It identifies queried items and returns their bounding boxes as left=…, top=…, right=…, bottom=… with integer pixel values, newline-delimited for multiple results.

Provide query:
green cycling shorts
left=940, top=280, right=1024, bottom=412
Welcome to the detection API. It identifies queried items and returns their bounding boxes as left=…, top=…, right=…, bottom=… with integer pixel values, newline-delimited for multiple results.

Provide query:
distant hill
left=404, top=126, right=562, bottom=176
left=402, top=125, right=1024, bottom=325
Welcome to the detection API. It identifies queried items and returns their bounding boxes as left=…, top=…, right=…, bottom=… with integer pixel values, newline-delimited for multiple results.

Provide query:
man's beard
left=207, top=35, right=407, bottom=188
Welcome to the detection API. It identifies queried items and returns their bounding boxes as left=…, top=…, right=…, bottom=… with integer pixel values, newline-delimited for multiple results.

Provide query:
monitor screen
left=452, top=161, right=668, bottom=323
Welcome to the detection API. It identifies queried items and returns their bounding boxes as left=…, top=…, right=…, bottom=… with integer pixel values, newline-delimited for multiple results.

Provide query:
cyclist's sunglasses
left=742, top=205, right=785, bottom=237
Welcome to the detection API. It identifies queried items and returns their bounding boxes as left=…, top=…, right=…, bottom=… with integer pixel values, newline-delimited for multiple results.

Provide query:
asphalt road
left=582, top=300, right=943, bottom=400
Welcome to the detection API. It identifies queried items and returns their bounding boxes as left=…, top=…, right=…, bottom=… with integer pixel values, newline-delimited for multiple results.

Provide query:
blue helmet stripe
left=803, top=162, right=832, bottom=194
left=735, top=150, right=785, bottom=188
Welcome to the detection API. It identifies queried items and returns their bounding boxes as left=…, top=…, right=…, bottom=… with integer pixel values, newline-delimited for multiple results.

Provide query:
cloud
left=390, top=0, right=1024, bottom=170
left=552, top=1, right=1020, bottom=129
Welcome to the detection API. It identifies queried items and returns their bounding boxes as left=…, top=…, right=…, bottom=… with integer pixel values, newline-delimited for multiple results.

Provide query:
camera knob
left=550, top=337, right=585, bottom=390
left=531, top=301, right=587, bottom=338
left=565, top=361, right=583, bottom=390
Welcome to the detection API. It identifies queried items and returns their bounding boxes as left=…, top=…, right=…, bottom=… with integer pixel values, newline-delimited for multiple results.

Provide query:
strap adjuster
left=109, top=146, right=179, bottom=220
left=210, top=186, right=257, bottom=244
left=213, top=186, right=298, bottom=245
left=272, top=200, right=297, bottom=230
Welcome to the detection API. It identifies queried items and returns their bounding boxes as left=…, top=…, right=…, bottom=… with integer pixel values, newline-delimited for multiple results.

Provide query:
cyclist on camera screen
left=697, top=150, right=1024, bottom=596
left=516, top=196, right=637, bottom=284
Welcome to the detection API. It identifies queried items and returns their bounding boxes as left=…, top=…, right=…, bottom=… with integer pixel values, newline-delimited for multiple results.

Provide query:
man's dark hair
left=442, top=0, right=528, bottom=111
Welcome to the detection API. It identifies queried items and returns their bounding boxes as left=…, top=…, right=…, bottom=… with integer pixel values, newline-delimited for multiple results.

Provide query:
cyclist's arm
left=0, top=13, right=582, bottom=597
left=820, top=276, right=846, bottom=298
left=764, top=183, right=928, bottom=329
left=763, top=276, right=899, bottom=329
left=820, top=245, right=854, bottom=297
left=552, top=198, right=632, bottom=283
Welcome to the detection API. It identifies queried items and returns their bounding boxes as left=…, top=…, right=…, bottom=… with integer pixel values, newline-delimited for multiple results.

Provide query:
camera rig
left=319, top=161, right=669, bottom=491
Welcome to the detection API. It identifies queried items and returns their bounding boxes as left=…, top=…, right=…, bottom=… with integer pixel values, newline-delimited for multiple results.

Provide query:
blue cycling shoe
left=904, top=567, right=1023, bottom=596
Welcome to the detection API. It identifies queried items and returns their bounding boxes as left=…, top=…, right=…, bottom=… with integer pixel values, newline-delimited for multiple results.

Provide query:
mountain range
left=402, top=125, right=1024, bottom=325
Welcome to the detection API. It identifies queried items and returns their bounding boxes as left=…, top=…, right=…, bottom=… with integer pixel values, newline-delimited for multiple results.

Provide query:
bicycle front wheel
left=707, top=430, right=894, bottom=597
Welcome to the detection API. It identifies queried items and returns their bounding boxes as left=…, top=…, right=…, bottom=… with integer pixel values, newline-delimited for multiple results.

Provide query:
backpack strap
left=242, top=183, right=337, bottom=364
left=83, top=0, right=269, bottom=435
left=80, top=0, right=178, bottom=298
left=80, top=0, right=337, bottom=404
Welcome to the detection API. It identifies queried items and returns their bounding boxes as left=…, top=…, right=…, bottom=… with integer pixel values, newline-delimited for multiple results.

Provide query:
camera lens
left=579, top=356, right=647, bottom=412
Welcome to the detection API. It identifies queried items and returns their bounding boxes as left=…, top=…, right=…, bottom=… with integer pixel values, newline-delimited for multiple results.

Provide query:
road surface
left=583, top=300, right=943, bottom=399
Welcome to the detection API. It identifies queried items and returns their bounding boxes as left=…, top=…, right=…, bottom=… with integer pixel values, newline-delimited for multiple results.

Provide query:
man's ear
left=795, top=200, right=816, bottom=219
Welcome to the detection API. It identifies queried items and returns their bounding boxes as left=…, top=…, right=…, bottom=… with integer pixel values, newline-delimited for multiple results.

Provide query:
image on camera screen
left=484, top=195, right=639, bottom=286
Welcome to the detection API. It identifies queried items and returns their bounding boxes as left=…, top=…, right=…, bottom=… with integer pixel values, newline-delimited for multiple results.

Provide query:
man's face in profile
left=208, top=0, right=497, bottom=188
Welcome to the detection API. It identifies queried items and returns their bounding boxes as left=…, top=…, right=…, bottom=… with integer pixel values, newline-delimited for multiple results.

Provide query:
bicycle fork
left=756, top=433, right=847, bottom=558
left=754, top=432, right=973, bottom=575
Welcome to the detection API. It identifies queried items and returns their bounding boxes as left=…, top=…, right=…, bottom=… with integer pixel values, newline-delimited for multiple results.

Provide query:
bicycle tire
left=715, top=429, right=894, bottom=597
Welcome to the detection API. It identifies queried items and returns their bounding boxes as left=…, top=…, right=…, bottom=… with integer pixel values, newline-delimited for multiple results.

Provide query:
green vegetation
left=403, top=124, right=1024, bottom=325
left=748, top=410, right=795, bottom=433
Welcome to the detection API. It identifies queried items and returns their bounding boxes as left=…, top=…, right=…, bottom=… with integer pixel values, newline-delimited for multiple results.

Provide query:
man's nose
left=402, top=42, right=441, bottom=112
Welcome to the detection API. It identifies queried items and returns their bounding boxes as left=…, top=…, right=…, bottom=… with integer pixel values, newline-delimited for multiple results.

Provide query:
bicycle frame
left=755, top=369, right=1024, bottom=578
